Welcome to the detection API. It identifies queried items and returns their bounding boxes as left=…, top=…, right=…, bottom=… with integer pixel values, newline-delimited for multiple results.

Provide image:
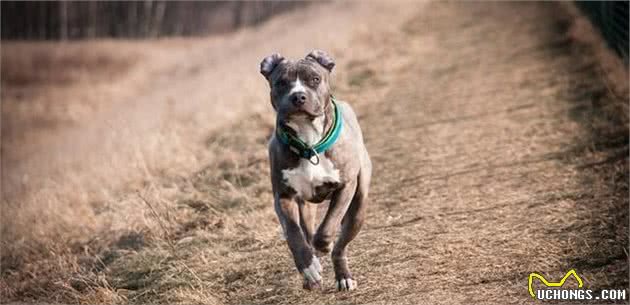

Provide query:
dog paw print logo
left=528, top=269, right=584, bottom=299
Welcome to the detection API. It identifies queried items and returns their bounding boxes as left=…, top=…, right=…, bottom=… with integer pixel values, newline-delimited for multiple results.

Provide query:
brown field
left=1, top=2, right=628, bottom=305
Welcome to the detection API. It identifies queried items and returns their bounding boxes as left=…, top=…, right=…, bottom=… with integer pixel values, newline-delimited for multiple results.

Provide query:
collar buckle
left=307, top=149, right=320, bottom=165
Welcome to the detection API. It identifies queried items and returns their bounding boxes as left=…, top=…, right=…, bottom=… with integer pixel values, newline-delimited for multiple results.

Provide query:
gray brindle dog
left=260, top=50, right=372, bottom=291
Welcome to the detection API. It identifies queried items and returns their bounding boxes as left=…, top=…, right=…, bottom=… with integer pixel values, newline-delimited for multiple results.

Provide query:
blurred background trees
left=576, top=1, right=629, bottom=62
left=1, top=1, right=306, bottom=40
left=1, top=0, right=626, bottom=65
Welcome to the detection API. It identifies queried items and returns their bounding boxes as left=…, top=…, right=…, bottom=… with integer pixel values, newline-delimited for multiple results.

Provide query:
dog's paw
left=301, top=256, right=323, bottom=290
left=335, top=278, right=357, bottom=291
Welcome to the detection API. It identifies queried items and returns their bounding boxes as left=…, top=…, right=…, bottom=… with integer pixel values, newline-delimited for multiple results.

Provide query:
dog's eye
left=312, top=76, right=320, bottom=84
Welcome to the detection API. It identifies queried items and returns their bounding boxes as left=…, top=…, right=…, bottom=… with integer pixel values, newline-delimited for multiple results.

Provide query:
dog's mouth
left=282, top=107, right=323, bottom=120
left=278, top=110, right=325, bottom=134
left=293, top=109, right=323, bottom=118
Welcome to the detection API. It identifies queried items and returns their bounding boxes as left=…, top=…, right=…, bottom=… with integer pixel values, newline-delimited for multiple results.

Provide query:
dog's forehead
left=296, top=59, right=323, bottom=73
left=273, top=58, right=325, bottom=80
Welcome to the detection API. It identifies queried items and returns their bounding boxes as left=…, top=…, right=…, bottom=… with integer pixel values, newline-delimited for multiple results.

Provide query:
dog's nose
left=291, top=92, right=307, bottom=107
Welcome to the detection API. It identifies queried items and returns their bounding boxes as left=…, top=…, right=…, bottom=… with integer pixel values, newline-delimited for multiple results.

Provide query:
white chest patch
left=282, top=155, right=340, bottom=200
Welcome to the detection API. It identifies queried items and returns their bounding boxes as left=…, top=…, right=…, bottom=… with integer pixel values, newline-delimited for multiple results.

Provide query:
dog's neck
left=282, top=103, right=334, bottom=147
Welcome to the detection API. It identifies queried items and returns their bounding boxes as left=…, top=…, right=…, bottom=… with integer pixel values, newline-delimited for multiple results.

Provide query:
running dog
left=260, top=50, right=372, bottom=291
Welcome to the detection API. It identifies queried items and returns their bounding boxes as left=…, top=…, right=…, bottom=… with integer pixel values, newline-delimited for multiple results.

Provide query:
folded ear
left=260, top=53, right=284, bottom=80
left=306, top=49, right=335, bottom=72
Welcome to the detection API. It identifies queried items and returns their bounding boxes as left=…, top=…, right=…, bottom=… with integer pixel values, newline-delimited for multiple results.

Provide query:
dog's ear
left=306, top=49, right=335, bottom=72
left=260, top=53, right=284, bottom=80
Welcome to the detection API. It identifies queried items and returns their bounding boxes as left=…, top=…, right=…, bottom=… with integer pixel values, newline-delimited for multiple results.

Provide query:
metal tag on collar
left=307, top=148, right=320, bottom=165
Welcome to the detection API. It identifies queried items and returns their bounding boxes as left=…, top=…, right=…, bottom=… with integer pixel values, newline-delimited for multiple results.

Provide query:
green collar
left=276, top=97, right=343, bottom=165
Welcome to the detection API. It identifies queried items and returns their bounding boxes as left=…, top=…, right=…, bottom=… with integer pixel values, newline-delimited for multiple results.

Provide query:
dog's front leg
left=312, top=179, right=360, bottom=291
left=298, top=199, right=317, bottom=246
left=275, top=195, right=322, bottom=290
left=312, top=179, right=357, bottom=254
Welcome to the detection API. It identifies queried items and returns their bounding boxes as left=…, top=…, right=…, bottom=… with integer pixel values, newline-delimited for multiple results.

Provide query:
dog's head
left=260, top=50, right=335, bottom=122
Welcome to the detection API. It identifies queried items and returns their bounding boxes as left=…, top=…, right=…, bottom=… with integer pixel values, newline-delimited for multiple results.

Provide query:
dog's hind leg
left=331, top=167, right=370, bottom=291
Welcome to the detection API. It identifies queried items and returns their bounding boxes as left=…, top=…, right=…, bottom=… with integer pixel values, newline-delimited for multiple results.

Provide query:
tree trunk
left=88, top=2, right=97, bottom=38
left=59, top=0, right=68, bottom=40
left=151, top=1, right=166, bottom=38
left=232, top=2, right=244, bottom=29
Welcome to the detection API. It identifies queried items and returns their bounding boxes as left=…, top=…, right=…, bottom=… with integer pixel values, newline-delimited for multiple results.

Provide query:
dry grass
left=1, top=2, right=628, bottom=305
left=2, top=42, right=139, bottom=86
left=1, top=2, right=414, bottom=304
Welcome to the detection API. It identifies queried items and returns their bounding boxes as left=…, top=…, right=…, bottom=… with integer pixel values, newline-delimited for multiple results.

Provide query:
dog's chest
left=282, top=155, right=340, bottom=202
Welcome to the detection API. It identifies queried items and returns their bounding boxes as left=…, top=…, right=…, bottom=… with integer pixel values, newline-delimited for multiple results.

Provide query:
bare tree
left=1, top=1, right=309, bottom=40
left=151, top=1, right=166, bottom=38
left=88, top=2, right=97, bottom=38
left=59, top=0, right=67, bottom=40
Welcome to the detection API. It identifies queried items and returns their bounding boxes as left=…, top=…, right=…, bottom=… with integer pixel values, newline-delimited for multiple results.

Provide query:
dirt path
left=2, top=2, right=627, bottom=305
left=196, top=3, right=627, bottom=304
left=344, top=3, right=628, bottom=304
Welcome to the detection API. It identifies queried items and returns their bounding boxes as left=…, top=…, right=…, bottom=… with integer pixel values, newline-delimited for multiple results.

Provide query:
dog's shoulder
left=335, top=100, right=365, bottom=141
